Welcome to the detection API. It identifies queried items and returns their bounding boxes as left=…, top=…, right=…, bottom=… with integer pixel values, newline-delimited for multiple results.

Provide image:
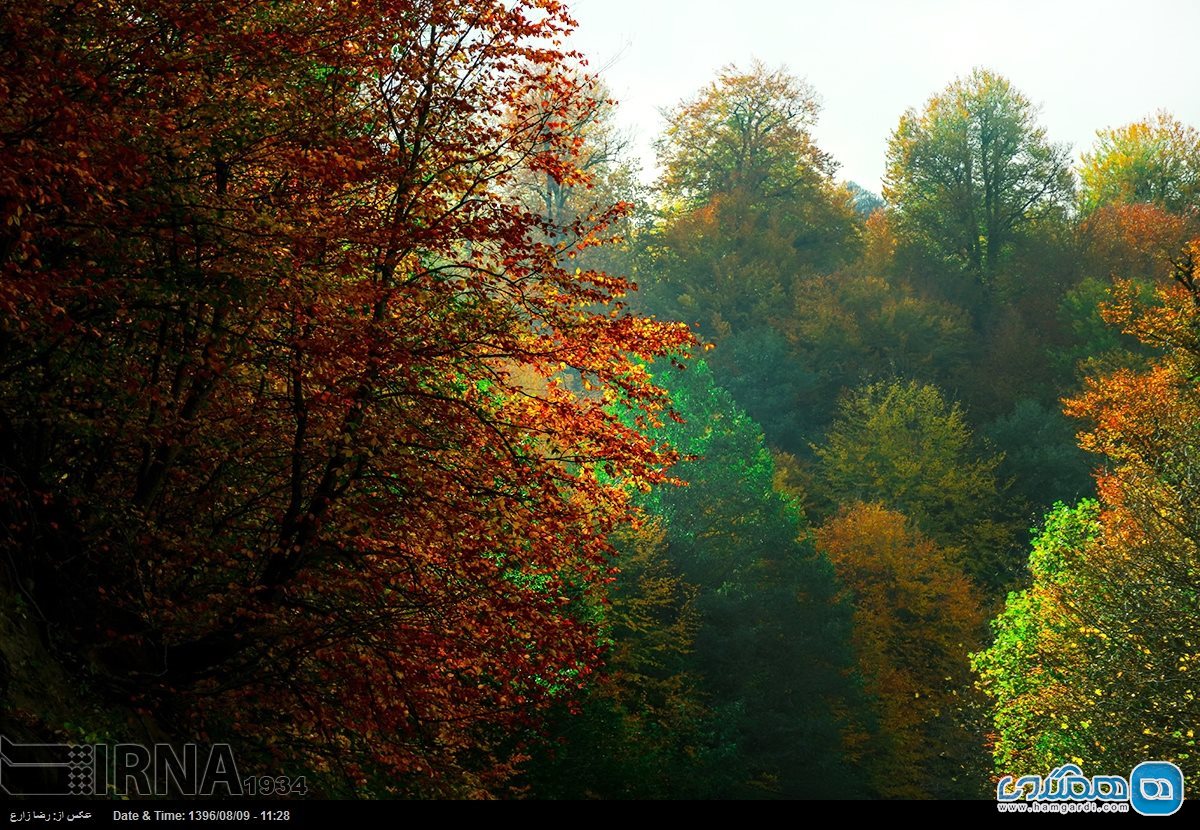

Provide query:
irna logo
left=0, top=736, right=241, bottom=797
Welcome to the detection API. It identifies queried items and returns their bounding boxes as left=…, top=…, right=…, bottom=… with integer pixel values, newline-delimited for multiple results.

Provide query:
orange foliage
left=1080, top=202, right=1198, bottom=281
left=817, top=503, right=985, bottom=798
left=1064, top=247, right=1200, bottom=558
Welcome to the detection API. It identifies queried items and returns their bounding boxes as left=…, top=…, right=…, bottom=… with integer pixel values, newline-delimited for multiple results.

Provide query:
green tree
left=884, top=68, right=1074, bottom=282
left=713, top=326, right=820, bottom=453
left=1053, top=276, right=1155, bottom=384
left=983, top=399, right=1092, bottom=515
left=641, top=359, right=868, bottom=798
left=972, top=500, right=1106, bottom=776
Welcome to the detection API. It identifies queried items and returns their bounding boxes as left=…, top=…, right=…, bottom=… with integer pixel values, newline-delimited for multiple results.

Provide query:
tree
left=655, top=60, right=833, bottom=206
left=638, top=359, right=867, bottom=798
left=967, top=304, right=1062, bottom=420
left=1079, top=111, right=1200, bottom=215
left=1055, top=201, right=1195, bottom=387
left=1079, top=201, right=1198, bottom=282
left=511, top=71, right=637, bottom=232
left=1053, top=275, right=1156, bottom=384
left=884, top=68, right=1074, bottom=282
left=845, top=182, right=885, bottom=218
left=640, top=185, right=858, bottom=337
left=637, top=63, right=860, bottom=338
left=518, top=520, right=714, bottom=799
left=812, top=380, right=1012, bottom=587
left=787, top=270, right=972, bottom=432
left=711, top=326, right=820, bottom=453
left=983, top=399, right=1092, bottom=515
left=0, top=0, right=694, bottom=794
left=816, top=503, right=986, bottom=798
left=975, top=251, right=1200, bottom=781
left=972, top=500, right=1106, bottom=777
left=861, top=207, right=900, bottom=275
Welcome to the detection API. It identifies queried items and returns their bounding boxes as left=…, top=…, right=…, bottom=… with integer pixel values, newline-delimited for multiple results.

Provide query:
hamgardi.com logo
left=1131, top=762, right=1185, bottom=816
left=996, top=761, right=1184, bottom=816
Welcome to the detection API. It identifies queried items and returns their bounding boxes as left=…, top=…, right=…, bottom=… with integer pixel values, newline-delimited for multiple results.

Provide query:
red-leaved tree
left=0, top=0, right=693, bottom=795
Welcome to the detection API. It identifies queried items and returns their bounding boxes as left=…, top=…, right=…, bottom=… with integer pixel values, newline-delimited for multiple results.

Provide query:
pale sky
left=565, top=0, right=1200, bottom=194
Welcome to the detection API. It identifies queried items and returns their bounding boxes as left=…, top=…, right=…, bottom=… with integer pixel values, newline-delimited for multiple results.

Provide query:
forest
left=2, top=0, right=1199, bottom=801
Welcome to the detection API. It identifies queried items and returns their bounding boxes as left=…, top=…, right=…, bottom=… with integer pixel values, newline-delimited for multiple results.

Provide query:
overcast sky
left=565, top=0, right=1200, bottom=194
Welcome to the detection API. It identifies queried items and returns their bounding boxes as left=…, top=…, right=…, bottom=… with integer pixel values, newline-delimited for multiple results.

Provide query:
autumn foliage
left=817, top=503, right=985, bottom=798
left=10, top=2, right=1200, bottom=800
left=0, top=0, right=693, bottom=794
left=975, top=248, right=1200, bottom=780
left=1080, top=202, right=1197, bottom=282
left=1079, top=111, right=1200, bottom=215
